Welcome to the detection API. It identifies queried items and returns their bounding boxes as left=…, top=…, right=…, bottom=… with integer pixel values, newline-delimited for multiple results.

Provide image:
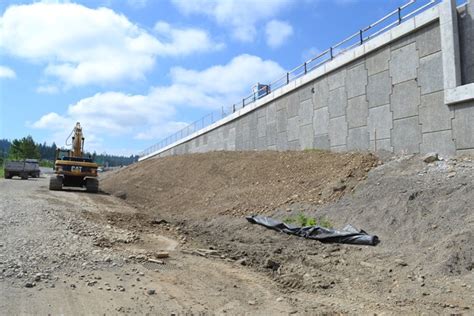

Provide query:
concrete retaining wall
left=459, top=1, right=474, bottom=84
left=145, top=0, right=474, bottom=160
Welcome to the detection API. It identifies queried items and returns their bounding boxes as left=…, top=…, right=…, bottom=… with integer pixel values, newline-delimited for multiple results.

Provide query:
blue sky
left=0, top=0, right=422, bottom=155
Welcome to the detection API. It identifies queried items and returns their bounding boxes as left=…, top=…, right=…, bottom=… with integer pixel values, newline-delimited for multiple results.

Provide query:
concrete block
left=328, top=68, right=346, bottom=90
left=299, top=124, right=314, bottom=149
left=390, top=42, right=419, bottom=84
left=328, top=116, right=348, bottom=147
left=266, top=122, right=277, bottom=146
left=287, top=116, right=299, bottom=141
left=331, top=144, right=347, bottom=152
left=368, top=104, right=392, bottom=140
left=242, top=121, right=250, bottom=145
left=366, top=47, right=390, bottom=76
left=347, top=126, right=369, bottom=151
left=228, top=127, right=236, bottom=151
left=419, top=91, right=453, bottom=133
left=347, top=95, right=368, bottom=128
left=390, top=30, right=416, bottom=51
left=299, top=83, right=314, bottom=102
left=452, top=101, right=474, bottom=149
left=266, top=102, right=277, bottom=123
left=364, top=29, right=392, bottom=54
left=277, top=109, right=287, bottom=133
left=298, top=99, right=313, bottom=126
left=257, top=106, right=266, bottom=118
left=328, top=87, right=347, bottom=118
left=277, top=132, right=289, bottom=150
left=459, top=2, right=474, bottom=84
left=257, top=115, right=266, bottom=138
left=346, top=63, right=368, bottom=98
left=418, top=51, right=444, bottom=95
left=370, top=138, right=393, bottom=152
left=286, top=92, right=300, bottom=118
left=392, top=116, right=422, bottom=154
left=391, top=80, right=421, bottom=119
left=249, top=130, right=257, bottom=150
left=420, top=130, right=456, bottom=157
left=248, top=111, right=258, bottom=132
left=314, top=134, right=330, bottom=150
left=367, top=70, right=391, bottom=108
left=313, top=107, right=330, bottom=136
left=416, top=22, right=441, bottom=58
left=288, top=140, right=300, bottom=150
left=276, top=96, right=286, bottom=111
left=257, top=137, right=267, bottom=150
left=313, top=78, right=329, bottom=109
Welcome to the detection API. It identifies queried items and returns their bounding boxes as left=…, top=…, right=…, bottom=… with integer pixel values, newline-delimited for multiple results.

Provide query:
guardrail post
left=304, top=62, right=307, bottom=74
left=330, top=47, right=333, bottom=59
left=242, top=98, right=245, bottom=108
left=359, top=30, right=363, bottom=44
left=397, top=7, right=402, bottom=24
left=286, top=72, right=289, bottom=84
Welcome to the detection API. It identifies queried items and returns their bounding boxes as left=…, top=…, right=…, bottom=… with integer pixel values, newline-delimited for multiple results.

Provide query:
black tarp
left=246, top=215, right=379, bottom=246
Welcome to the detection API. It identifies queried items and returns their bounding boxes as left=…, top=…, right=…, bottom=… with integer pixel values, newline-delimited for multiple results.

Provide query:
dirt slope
left=101, top=151, right=473, bottom=314
left=102, top=151, right=377, bottom=218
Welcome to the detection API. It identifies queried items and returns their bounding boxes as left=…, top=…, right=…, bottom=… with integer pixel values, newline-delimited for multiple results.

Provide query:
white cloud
left=36, top=85, right=60, bottom=94
left=265, top=20, right=293, bottom=48
left=0, top=65, right=16, bottom=79
left=301, top=46, right=321, bottom=61
left=0, top=2, right=221, bottom=88
left=154, top=21, right=224, bottom=55
left=32, top=54, right=285, bottom=149
left=171, top=0, right=292, bottom=42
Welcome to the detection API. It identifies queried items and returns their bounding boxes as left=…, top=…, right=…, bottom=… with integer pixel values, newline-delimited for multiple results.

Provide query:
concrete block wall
left=459, top=1, right=474, bottom=84
left=151, top=1, right=474, bottom=160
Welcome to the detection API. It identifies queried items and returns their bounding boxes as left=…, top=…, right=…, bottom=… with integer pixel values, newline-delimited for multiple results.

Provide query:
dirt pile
left=102, top=151, right=377, bottom=218
left=101, top=151, right=473, bottom=313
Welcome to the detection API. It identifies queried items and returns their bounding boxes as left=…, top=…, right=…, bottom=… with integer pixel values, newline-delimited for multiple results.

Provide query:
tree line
left=0, top=136, right=138, bottom=167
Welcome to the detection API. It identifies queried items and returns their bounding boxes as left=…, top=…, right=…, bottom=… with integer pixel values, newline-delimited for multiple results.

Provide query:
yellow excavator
left=49, top=122, right=99, bottom=192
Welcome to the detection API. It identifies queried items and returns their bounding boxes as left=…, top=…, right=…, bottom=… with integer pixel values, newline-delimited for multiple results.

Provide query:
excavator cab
left=49, top=122, right=99, bottom=193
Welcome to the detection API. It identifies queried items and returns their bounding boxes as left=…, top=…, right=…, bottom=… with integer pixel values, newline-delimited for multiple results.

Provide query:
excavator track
left=49, top=176, right=63, bottom=191
left=85, top=178, right=99, bottom=193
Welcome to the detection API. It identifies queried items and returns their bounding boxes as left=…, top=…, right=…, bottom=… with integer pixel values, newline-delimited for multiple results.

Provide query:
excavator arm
left=71, top=122, right=85, bottom=158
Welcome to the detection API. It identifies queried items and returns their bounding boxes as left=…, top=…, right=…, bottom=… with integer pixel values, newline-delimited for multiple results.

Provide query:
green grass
left=39, top=160, right=54, bottom=168
left=284, top=213, right=333, bottom=228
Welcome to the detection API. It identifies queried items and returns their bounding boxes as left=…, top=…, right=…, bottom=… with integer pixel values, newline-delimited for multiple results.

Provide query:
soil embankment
left=102, top=151, right=473, bottom=313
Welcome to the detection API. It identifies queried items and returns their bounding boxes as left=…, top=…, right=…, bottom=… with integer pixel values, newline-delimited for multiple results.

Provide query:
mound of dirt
left=101, top=151, right=473, bottom=313
left=102, top=151, right=377, bottom=218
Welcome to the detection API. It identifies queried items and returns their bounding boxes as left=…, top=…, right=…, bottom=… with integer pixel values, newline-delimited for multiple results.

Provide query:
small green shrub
left=283, top=213, right=333, bottom=228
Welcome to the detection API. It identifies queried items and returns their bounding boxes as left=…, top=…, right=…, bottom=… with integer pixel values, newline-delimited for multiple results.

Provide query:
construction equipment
left=49, top=122, right=99, bottom=192
left=4, top=159, right=40, bottom=179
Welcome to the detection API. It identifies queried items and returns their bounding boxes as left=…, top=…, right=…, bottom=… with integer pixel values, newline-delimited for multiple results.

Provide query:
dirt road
left=0, top=176, right=315, bottom=315
left=1, top=151, right=473, bottom=315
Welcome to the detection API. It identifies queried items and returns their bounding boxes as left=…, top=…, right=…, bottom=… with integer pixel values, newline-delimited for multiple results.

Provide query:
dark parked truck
left=4, top=159, right=40, bottom=179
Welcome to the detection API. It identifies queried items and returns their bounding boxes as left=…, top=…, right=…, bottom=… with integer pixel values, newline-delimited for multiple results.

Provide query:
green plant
left=39, top=160, right=54, bottom=168
left=283, top=213, right=333, bottom=228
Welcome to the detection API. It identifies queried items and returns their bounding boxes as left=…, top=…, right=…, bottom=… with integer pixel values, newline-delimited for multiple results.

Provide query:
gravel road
left=0, top=176, right=308, bottom=315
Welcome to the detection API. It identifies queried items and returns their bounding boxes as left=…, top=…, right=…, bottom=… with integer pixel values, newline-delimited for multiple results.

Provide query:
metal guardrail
left=140, top=0, right=439, bottom=157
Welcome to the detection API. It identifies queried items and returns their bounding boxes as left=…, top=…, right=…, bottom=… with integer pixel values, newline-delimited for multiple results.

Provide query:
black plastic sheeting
left=246, top=215, right=379, bottom=246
